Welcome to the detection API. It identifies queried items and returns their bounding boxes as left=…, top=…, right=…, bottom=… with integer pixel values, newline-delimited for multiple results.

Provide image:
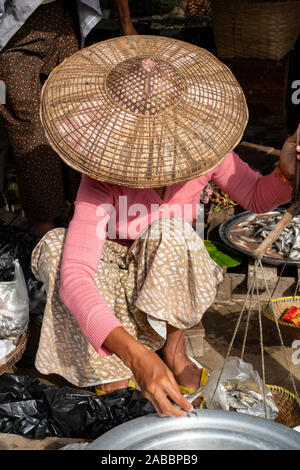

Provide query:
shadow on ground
left=201, top=302, right=300, bottom=393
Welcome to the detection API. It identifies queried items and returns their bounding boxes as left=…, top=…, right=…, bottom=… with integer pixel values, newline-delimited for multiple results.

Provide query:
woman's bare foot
left=95, top=378, right=129, bottom=393
left=162, top=326, right=202, bottom=391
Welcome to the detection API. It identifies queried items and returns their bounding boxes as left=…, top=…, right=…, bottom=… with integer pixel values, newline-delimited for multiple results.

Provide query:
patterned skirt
left=31, top=217, right=223, bottom=387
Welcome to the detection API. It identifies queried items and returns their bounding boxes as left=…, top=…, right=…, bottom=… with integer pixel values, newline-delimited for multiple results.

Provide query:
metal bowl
left=87, top=410, right=300, bottom=450
left=219, top=208, right=300, bottom=266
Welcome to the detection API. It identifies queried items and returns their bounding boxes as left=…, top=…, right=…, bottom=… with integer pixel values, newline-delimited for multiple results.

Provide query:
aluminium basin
left=87, top=409, right=300, bottom=450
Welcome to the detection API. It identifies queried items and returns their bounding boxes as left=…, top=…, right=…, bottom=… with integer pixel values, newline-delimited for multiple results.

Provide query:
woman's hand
left=279, top=124, right=300, bottom=181
left=103, top=327, right=194, bottom=417
left=129, top=348, right=194, bottom=417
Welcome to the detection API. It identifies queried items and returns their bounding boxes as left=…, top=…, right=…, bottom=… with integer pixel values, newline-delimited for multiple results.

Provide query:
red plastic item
left=281, top=306, right=300, bottom=325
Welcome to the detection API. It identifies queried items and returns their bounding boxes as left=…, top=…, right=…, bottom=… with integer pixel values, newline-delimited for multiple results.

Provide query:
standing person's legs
left=0, top=122, right=9, bottom=193
left=0, top=1, right=80, bottom=235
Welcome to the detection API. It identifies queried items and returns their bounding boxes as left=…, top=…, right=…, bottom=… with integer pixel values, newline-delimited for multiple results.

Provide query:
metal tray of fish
left=219, top=208, right=300, bottom=266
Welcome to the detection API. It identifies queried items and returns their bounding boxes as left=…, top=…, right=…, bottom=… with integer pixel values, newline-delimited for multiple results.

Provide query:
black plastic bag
left=0, top=220, right=46, bottom=323
left=0, top=374, right=155, bottom=440
left=0, top=374, right=59, bottom=439
left=0, top=221, right=34, bottom=282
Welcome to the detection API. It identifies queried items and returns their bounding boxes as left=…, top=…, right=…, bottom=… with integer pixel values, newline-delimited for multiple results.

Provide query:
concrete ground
left=1, top=299, right=299, bottom=450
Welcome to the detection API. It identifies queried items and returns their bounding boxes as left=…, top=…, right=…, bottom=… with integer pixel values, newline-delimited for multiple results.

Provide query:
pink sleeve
left=211, top=151, right=292, bottom=213
left=59, top=175, right=122, bottom=357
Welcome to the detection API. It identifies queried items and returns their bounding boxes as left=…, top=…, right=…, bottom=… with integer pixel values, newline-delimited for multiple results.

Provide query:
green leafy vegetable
left=204, top=240, right=242, bottom=267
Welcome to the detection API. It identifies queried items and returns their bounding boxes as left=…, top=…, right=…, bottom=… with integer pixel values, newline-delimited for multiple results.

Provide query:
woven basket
left=262, top=297, right=300, bottom=340
left=267, top=385, right=300, bottom=428
left=198, top=384, right=300, bottom=428
left=212, top=0, right=300, bottom=61
left=0, top=331, right=28, bottom=375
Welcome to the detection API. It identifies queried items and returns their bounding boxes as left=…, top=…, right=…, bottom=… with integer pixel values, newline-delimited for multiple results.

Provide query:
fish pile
left=231, top=211, right=300, bottom=260
left=226, top=386, right=278, bottom=420
left=202, top=357, right=279, bottom=420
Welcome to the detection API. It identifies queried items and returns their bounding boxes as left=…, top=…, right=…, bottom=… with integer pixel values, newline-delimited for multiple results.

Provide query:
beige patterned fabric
left=31, top=217, right=223, bottom=387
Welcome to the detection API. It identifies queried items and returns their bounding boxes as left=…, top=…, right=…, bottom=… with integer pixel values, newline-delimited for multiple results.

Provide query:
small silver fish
left=233, top=213, right=300, bottom=261
left=225, top=387, right=278, bottom=419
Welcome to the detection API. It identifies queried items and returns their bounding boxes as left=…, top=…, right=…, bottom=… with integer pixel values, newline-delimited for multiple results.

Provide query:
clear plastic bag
left=202, top=356, right=279, bottom=420
left=0, top=259, right=29, bottom=339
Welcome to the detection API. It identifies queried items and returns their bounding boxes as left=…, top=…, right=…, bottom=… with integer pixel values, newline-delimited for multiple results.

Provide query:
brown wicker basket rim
left=266, top=384, right=300, bottom=405
left=0, top=331, right=28, bottom=375
left=262, top=297, right=300, bottom=330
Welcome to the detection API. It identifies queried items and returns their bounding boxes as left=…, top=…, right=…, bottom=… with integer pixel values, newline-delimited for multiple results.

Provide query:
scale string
left=258, top=259, right=300, bottom=405
left=208, top=132, right=300, bottom=411
left=241, top=275, right=255, bottom=360
left=207, top=273, right=256, bottom=409
left=254, top=260, right=267, bottom=418
left=208, top=257, right=300, bottom=413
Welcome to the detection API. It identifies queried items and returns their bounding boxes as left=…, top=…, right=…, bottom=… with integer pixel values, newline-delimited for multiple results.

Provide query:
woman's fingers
left=286, top=124, right=300, bottom=150
left=143, top=386, right=168, bottom=417
left=143, top=385, right=183, bottom=417
left=164, top=382, right=195, bottom=412
left=144, top=378, right=194, bottom=418
left=145, top=393, right=167, bottom=417
left=163, top=371, right=195, bottom=412
left=151, top=389, right=188, bottom=417
left=130, top=349, right=195, bottom=417
left=297, top=124, right=300, bottom=153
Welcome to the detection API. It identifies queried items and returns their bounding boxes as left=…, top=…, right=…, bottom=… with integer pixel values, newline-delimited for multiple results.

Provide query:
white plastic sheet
left=0, top=259, right=29, bottom=338
left=0, top=339, right=15, bottom=362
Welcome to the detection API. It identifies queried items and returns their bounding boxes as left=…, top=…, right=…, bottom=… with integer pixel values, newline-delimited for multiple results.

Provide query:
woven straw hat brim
left=40, top=35, right=248, bottom=188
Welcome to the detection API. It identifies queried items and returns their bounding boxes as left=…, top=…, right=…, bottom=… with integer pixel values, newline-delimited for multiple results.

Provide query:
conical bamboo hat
left=40, top=35, right=248, bottom=187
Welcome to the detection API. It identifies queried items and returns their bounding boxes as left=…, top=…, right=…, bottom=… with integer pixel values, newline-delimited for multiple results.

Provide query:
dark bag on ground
left=0, top=220, right=46, bottom=323
left=0, top=374, right=155, bottom=439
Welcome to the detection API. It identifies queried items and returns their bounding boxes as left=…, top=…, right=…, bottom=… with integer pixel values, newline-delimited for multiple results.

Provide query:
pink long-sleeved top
left=59, top=151, right=292, bottom=356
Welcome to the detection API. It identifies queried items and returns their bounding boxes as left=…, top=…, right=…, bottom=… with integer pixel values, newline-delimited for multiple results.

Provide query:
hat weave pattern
left=106, top=56, right=186, bottom=115
left=40, top=35, right=248, bottom=187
